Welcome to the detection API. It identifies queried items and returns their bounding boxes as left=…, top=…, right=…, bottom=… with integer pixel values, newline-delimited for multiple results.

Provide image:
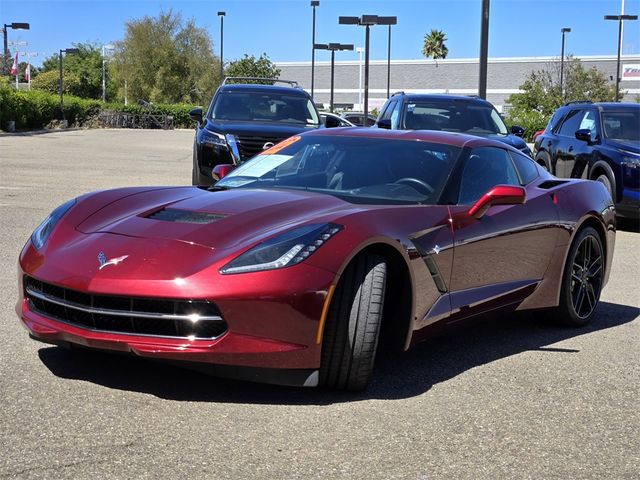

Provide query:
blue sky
left=2, top=0, right=638, bottom=67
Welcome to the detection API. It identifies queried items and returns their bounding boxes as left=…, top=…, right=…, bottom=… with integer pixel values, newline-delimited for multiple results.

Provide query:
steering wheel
left=394, top=177, right=434, bottom=195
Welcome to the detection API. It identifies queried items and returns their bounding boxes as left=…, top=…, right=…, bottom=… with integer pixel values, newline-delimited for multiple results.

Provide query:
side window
left=379, top=100, right=397, bottom=122
left=390, top=101, right=403, bottom=129
left=578, top=109, right=598, bottom=137
left=549, top=109, right=567, bottom=133
left=458, top=147, right=520, bottom=205
left=510, top=151, right=539, bottom=185
left=558, top=109, right=584, bottom=137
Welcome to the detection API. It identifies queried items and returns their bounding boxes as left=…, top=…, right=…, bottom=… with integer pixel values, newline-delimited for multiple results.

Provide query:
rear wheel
left=535, top=151, right=551, bottom=172
left=550, top=227, right=604, bottom=326
left=320, top=254, right=387, bottom=391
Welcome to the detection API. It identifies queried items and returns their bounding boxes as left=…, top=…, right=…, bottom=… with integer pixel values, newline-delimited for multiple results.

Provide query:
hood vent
left=146, top=208, right=226, bottom=224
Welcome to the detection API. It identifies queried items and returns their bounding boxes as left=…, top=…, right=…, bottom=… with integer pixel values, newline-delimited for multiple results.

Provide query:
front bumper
left=17, top=253, right=337, bottom=386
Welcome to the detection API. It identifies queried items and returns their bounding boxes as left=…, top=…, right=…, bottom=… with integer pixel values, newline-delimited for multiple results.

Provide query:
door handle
left=568, top=146, right=574, bottom=152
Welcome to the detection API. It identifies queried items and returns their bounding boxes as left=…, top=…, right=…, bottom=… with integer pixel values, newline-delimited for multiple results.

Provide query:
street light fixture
left=314, top=42, right=354, bottom=112
left=59, top=48, right=80, bottom=121
left=310, top=1, right=320, bottom=99
left=604, top=14, right=638, bottom=102
left=339, top=15, right=396, bottom=126
left=2, top=22, right=30, bottom=73
left=102, top=44, right=115, bottom=102
left=218, top=11, right=226, bottom=82
left=559, top=28, right=571, bottom=101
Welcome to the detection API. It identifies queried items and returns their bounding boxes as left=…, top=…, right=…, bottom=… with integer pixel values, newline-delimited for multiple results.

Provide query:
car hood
left=205, top=121, right=318, bottom=137
left=76, top=187, right=363, bottom=251
left=606, top=139, right=640, bottom=155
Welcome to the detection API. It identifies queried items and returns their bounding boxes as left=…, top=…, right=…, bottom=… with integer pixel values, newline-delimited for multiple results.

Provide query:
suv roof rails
left=563, top=100, right=593, bottom=106
left=391, top=91, right=405, bottom=97
left=222, top=77, right=299, bottom=88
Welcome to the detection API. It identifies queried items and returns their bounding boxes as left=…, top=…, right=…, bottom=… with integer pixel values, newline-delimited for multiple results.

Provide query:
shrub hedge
left=0, top=84, right=197, bottom=130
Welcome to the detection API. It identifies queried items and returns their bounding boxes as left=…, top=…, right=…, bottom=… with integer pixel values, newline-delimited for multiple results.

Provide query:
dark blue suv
left=375, top=93, right=532, bottom=157
left=189, top=78, right=325, bottom=186
left=534, top=101, right=640, bottom=218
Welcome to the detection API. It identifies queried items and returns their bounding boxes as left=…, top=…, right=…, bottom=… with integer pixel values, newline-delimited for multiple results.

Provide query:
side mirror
left=377, top=118, right=391, bottom=130
left=212, top=164, right=234, bottom=181
left=468, top=185, right=527, bottom=219
left=189, top=107, right=203, bottom=124
left=324, top=115, right=340, bottom=128
left=510, top=125, right=525, bottom=138
left=575, top=129, right=592, bottom=144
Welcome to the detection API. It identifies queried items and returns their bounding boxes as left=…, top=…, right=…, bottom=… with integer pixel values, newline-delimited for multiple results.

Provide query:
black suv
left=189, top=78, right=325, bottom=186
left=375, top=93, right=532, bottom=157
left=534, top=101, right=639, bottom=218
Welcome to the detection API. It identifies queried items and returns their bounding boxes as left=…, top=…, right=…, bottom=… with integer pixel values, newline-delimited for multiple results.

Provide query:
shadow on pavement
left=38, top=301, right=639, bottom=404
left=617, top=216, right=639, bottom=233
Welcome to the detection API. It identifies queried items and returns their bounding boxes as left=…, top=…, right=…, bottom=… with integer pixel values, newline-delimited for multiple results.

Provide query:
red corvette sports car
left=17, top=129, right=615, bottom=390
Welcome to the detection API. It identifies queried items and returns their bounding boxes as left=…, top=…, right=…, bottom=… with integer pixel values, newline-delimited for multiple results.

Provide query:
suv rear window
left=211, top=92, right=319, bottom=126
left=402, top=101, right=508, bottom=135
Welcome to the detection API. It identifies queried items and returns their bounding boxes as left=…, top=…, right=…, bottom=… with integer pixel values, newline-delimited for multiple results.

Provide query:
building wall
left=276, top=55, right=640, bottom=111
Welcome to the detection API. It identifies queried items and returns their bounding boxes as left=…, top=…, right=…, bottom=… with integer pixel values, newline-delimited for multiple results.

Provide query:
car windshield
left=602, top=109, right=640, bottom=142
left=210, top=91, right=319, bottom=126
left=403, top=101, right=509, bottom=135
left=215, top=135, right=462, bottom=205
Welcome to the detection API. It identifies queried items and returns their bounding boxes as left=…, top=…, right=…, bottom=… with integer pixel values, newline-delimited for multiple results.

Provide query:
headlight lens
left=31, top=198, right=76, bottom=250
left=220, top=223, right=343, bottom=274
left=201, top=130, right=227, bottom=147
left=621, top=155, right=640, bottom=170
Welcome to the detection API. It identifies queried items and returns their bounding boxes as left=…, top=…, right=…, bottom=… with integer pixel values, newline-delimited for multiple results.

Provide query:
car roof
left=393, top=93, right=493, bottom=106
left=304, top=126, right=510, bottom=149
left=218, top=83, right=310, bottom=96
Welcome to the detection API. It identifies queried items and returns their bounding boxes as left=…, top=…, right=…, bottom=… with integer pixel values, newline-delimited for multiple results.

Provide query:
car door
left=555, top=108, right=591, bottom=178
left=446, top=146, right=560, bottom=320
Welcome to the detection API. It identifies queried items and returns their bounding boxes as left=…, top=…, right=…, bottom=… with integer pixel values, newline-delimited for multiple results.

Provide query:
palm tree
left=422, top=29, right=449, bottom=67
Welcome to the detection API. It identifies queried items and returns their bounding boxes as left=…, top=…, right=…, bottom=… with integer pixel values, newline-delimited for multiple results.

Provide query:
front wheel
left=550, top=227, right=604, bottom=327
left=595, top=174, right=614, bottom=203
left=320, top=254, right=387, bottom=391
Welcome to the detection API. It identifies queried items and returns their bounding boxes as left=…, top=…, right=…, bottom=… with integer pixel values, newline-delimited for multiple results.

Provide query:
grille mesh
left=24, top=276, right=227, bottom=339
left=236, top=135, right=290, bottom=160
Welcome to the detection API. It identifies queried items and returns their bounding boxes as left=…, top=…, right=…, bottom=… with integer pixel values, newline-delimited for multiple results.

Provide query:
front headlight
left=30, top=198, right=76, bottom=250
left=201, top=130, right=227, bottom=147
left=621, top=155, right=640, bottom=170
left=220, top=223, right=343, bottom=274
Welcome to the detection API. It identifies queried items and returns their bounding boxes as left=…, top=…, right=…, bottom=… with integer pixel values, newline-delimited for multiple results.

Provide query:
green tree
left=506, top=57, right=616, bottom=138
left=111, top=10, right=218, bottom=105
left=31, top=69, right=81, bottom=95
left=422, top=29, right=448, bottom=66
left=225, top=53, right=281, bottom=82
left=41, top=43, right=103, bottom=99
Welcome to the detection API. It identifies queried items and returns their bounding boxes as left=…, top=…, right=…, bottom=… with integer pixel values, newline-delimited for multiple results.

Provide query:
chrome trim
left=225, top=134, right=241, bottom=164
left=25, top=286, right=224, bottom=323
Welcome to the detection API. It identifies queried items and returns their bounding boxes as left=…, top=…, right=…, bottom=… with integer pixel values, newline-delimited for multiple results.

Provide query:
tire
left=320, top=254, right=387, bottom=391
left=535, top=151, right=551, bottom=172
left=549, top=226, right=604, bottom=327
left=595, top=173, right=614, bottom=203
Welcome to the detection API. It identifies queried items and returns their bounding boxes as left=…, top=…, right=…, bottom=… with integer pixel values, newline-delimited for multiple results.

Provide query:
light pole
left=310, top=1, right=320, bottom=100
left=59, top=48, right=80, bottom=120
left=478, top=0, right=490, bottom=99
left=2, top=22, right=29, bottom=74
left=604, top=14, right=638, bottom=102
left=386, top=19, right=397, bottom=98
left=102, top=44, right=114, bottom=102
left=339, top=15, right=396, bottom=126
left=314, top=42, right=354, bottom=112
left=559, top=28, right=571, bottom=101
left=218, top=11, right=226, bottom=82
left=356, top=47, right=364, bottom=109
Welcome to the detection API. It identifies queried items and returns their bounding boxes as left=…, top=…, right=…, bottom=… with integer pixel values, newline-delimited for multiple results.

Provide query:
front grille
left=235, top=135, right=290, bottom=160
left=24, top=276, right=227, bottom=340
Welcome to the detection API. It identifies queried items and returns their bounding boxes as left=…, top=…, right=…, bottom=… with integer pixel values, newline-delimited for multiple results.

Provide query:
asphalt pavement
left=0, top=129, right=638, bottom=479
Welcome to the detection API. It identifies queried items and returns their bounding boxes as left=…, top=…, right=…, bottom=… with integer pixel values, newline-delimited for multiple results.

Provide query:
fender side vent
left=146, top=208, right=226, bottom=224
left=537, top=180, right=569, bottom=189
